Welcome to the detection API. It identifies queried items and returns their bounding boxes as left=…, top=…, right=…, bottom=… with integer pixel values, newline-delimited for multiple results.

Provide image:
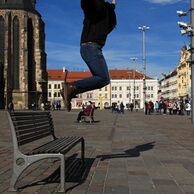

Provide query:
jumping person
left=62, top=0, right=117, bottom=111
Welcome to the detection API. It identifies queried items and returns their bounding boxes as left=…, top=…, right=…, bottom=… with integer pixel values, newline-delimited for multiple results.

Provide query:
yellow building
left=97, top=84, right=111, bottom=109
left=177, top=46, right=191, bottom=99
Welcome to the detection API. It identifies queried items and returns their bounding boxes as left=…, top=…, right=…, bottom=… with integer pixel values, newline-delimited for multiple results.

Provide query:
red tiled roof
left=47, top=69, right=152, bottom=82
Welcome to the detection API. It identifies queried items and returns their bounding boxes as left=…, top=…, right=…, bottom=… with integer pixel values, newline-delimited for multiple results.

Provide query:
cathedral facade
left=0, top=0, right=47, bottom=109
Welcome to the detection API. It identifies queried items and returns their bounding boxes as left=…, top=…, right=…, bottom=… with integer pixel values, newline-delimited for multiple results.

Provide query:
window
left=48, top=92, right=51, bottom=97
left=112, top=87, right=114, bottom=90
left=115, top=94, right=117, bottom=98
left=48, top=84, right=51, bottom=89
left=99, top=88, right=102, bottom=91
left=54, top=84, right=57, bottom=89
left=58, top=84, right=60, bottom=89
left=119, top=86, right=122, bottom=91
left=105, top=94, right=107, bottom=98
left=119, top=94, right=122, bottom=98
left=12, top=17, right=20, bottom=90
left=54, top=92, right=57, bottom=97
left=105, top=87, right=107, bottom=91
left=112, top=94, right=114, bottom=98
left=115, top=87, right=117, bottom=90
left=58, top=92, right=61, bottom=97
left=151, top=94, right=153, bottom=98
left=151, top=86, right=153, bottom=90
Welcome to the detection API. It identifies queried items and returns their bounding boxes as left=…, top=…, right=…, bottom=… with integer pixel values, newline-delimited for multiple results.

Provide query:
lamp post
left=191, top=0, right=194, bottom=123
left=138, top=26, right=150, bottom=110
left=130, top=57, right=138, bottom=108
left=127, top=72, right=132, bottom=109
left=177, top=2, right=194, bottom=123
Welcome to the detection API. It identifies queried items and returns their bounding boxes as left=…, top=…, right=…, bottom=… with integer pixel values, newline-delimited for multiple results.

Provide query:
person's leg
left=77, top=111, right=83, bottom=121
left=74, top=43, right=110, bottom=94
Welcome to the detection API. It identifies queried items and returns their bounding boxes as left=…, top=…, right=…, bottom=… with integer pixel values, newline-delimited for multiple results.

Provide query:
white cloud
left=144, top=0, right=182, bottom=4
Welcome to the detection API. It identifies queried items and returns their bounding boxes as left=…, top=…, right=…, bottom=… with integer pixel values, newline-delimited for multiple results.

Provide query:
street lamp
left=177, top=2, right=194, bottom=124
left=127, top=72, right=132, bottom=108
left=130, top=57, right=138, bottom=108
left=138, top=26, right=150, bottom=110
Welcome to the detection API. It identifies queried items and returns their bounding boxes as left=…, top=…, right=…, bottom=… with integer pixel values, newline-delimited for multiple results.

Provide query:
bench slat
left=36, top=136, right=76, bottom=153
left=54, top=137, right=82, bottom=153
left=11, top=112, right=50, bottom=116
left=15, top=123, right=52, bottom=132
left=47, top=137, right=80, bottom=153
left=16, top=125, right=52, bottom=138
left=18, top=131, right=52, bottom=146
left=27, top=137, right=83, bottom=155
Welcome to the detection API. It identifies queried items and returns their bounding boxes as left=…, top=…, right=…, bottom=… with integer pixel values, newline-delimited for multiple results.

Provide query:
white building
left=110, top=79, right=158, bottom=109
left=47, top=69, right=158, bottom=109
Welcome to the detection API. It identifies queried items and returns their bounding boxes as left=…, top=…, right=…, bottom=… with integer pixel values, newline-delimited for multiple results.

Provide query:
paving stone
left=1, top=110, right=194, bottom=193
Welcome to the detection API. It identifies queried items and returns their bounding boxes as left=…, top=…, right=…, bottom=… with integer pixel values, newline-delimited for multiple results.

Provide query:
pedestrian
left=130, top=103, right=134, bottom=112
left=41, top=102, right=44, bottom=111
left=163, top=101, right=168, bottom=115
left=145, top=101, right=148, bottom=115
left=154, top=101, right=159, bottom=114
left=168, top=101, right=173, bottom=115
left=147, top=101, right=152, bottom=115
left=185, top=101, right=191, bottom=116
left=159, top=101, right=163, bottom=115
left=120, top=102, right=125, bottom=114
left=172, top=101, right=178, bottom=115
left=8, top=101, right=14, bottom=113
left=61, top=0, right=117, bottom=111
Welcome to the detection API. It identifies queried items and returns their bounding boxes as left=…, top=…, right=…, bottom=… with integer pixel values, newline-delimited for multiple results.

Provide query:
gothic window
left=0, top=16, right=5, bottom=109
left=0, top=16, right=4, bottom=66
left=27, top=18, right=35, bottom=92
left=12, top=16, right=20, bottom=90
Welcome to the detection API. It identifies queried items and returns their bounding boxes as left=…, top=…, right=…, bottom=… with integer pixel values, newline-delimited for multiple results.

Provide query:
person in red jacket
left=76, top=101, right=94, bottom=122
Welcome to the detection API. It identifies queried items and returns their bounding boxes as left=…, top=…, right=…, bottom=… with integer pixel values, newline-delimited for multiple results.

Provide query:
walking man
left=62, top=0, right=117, bottom=111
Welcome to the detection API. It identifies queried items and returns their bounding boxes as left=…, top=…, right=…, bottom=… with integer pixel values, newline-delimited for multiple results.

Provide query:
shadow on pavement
left=96, top=142, right=155, bottom=161
left=18, top=154, right=95, bottom=192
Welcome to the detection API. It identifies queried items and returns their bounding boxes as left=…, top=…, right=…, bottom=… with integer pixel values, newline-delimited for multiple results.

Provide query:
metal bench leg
left=9, top=164, right=23, bottom=191
left=58, top=156, right=65, bottom=193
left=9, top=157, right=28, bottom=192
left=81, top=139, right=85, bottom=165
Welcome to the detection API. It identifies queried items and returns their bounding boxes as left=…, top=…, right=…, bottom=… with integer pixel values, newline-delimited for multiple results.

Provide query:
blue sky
left=36, top=0, right=189, bottom=78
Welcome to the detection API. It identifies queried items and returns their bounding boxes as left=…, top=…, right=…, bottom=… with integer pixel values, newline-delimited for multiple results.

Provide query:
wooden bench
left=7, top=111, right=85, bottom=193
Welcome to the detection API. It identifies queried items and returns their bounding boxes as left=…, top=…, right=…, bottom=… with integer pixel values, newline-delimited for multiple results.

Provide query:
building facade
left=47, top=69, right=158, bottom=109
left=177, top=46, right=191, bottom=100
left=159, top=70, right=178, bottom=101
left=0, top=0, right=47, bottom=109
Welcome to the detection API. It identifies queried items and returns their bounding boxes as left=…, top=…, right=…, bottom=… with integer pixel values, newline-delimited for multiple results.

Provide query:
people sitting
left=76, top=101, right=94, bottom=123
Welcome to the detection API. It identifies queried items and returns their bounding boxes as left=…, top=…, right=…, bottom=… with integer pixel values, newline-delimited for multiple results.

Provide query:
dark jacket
left=81, top=0, right=116, bottom=46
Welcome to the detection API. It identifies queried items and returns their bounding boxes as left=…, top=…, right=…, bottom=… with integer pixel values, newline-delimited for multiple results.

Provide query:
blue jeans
left=74, top=42, right=110, bottom=94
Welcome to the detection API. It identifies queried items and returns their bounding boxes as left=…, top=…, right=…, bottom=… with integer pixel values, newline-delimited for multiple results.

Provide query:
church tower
left=0, top=0, right=47, bottom=109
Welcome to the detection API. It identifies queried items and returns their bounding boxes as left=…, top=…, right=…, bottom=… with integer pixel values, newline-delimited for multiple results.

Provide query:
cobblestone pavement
left=1, top=109, right=194, bottom=194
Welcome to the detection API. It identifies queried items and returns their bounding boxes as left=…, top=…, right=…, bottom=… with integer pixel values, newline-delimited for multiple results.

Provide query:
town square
left=0, top=0, right=194, bottom=193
